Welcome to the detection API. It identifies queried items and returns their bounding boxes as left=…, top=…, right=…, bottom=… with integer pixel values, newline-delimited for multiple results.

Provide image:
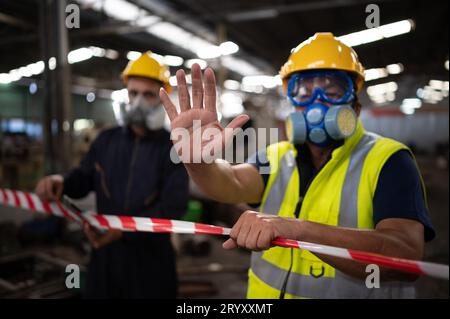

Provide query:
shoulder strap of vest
left=370, top=136, right=428, bottom=207
left=260, top=142, right=297, bottom=213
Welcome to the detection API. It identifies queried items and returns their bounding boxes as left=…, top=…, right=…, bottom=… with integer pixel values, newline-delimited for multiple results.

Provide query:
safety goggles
left=287, top=70, right=355, bottom=107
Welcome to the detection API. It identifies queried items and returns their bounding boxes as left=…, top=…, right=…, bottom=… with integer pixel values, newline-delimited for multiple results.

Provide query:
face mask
left=123, top=94, right=166, bottom=131
left=285, top=102, right=357, bottom=147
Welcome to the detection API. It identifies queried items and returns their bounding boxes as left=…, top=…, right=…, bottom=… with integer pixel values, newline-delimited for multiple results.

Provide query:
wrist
left=293, top=219, right=310, bottom=241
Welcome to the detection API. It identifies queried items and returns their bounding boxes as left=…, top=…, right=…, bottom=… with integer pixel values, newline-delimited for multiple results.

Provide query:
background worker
left=35, top=52, right=189, bottom=298
left=159, top=33, right=435, bottom=298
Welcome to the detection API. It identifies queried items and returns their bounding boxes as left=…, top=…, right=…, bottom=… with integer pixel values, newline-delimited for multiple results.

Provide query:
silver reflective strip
left=338, top=133, right=378, bottom=228
left=251, top=251, right=415, bottom=298
left=261, top=150, right=296, bottom=215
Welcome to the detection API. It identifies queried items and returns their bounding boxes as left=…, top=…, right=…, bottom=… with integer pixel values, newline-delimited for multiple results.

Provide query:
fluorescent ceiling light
left=220, top=92, right=244, bottom=118
left=0, top=73, right=12, bottom=84
left=77, top=1, right=262, bottom=77
left=402, top=98, right=422, bottom=109
left=49, top=57, right=57, bottom=70
left=429, top=79, right=449, bottom=91
left=163, top=55, right=184, bottom=67
left=400, top=98, right=421, bottom=115
left=169, top=76, right=177, bottom=87
left=364, top=68, right=388, bottom=81
left=185, top=59, right=207, bottom=69
left=338, top=19, right=414, bottom=47
left=224, top=80, right=241, bottom=90
left=386, top=63, right=404, bottom=75
left=68, top=47, right=94, bottom=64
left=135, top=15, right=161, bottom=27
left=85, top=0, right=141, bottom=21
left=197, top=46, right=222, bottom=59
left=221, top=56, right=262, bottom=76
left=197, top=41, right=240, bottom=59
left=111, top=88, right=128, bottom=103
left=366, top=81, right=398, bottom=96
left=90, top=46, right=106, bottom=57
left=416, top=81, right=448, bottom=104
left=127, top=51, right=141, bottom=61
left=104, top=49, right=119, bottom=60
left=242, top=75, right=281, bottom=89
left=219, top=41, right=239, bottom=55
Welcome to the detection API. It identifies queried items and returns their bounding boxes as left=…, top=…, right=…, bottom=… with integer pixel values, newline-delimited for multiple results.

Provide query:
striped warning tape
left=0, top=188, right=448, bottom=280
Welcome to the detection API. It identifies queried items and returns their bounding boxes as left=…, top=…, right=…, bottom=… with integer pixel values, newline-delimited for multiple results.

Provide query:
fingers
left=43, top=177, right=59, bottom=201
left=54, top=181, right=63, bottom=200
left=229, top=212, right=245, bottom=242
left=256, top=226, right=274, bottom=250
left=35, top=180, right=46, bottom=201
left=223, top=114, right=250, bottom=146
left=245, top=224, right=263, bottom=251
left=222, top=238, right=238, bottom=250
left=95, top=232, right=114, bottom=249
left=159, top=88, right=178, bottom=121
left=191, top=63, right=204, bottom=109
left=203, top=68, right=217, bottom=113
left=229, top=211, right=255, bottom=248
left=176, top=69, right=191, bottom=112
left=84, top=225, right=122, bottom=250
left=226, top=211, right=275, bottom=251
left=226, top=114, right=250, bottom=130
left=84, top=224, right=100, bottom=249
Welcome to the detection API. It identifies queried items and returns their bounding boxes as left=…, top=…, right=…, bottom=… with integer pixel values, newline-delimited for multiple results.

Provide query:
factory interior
left=0, top=0, right=448, bottom=300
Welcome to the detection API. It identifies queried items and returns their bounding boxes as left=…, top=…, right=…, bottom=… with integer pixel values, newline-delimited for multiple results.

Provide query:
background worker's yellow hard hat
left=121, top=51, right=172, bottom=93
left=280, top=32, right=365, bottom=93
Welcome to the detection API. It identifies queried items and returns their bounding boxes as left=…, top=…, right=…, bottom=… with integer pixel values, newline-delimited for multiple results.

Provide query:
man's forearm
left=185, top=160, right=246, bottom=204
left=296, top=220, right=423, bottom=281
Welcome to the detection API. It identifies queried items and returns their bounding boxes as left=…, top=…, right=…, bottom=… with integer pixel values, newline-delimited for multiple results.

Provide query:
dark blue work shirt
left=63, top=126, right=189, bottom=298
left=64, top=126, right=188, bottom=219
left=247, top=145, right=435, bottom=242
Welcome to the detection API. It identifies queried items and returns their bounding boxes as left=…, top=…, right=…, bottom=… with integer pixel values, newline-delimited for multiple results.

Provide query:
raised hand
left=159, top=63, right=249, bottom=164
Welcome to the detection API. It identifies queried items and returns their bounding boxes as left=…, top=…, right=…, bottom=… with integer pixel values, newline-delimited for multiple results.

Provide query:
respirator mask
left=285, top=70, right=357, bottom=146
left=122, top=94, right=166, bottom=131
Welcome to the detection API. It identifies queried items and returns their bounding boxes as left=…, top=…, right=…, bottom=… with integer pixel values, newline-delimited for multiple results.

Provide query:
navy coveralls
left=63, top=126, right=189, bottom=298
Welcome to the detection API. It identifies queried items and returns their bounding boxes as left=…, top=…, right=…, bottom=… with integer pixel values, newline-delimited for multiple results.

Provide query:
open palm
left=159, top=63, right=249, bottom=164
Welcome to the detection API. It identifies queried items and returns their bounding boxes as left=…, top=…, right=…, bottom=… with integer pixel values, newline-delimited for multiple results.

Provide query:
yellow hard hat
left=279, top=32, right=365, bottom=93
left=121, top=51, right=172, bottom=93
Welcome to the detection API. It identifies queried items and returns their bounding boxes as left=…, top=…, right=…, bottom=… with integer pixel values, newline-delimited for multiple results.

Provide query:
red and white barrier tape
left=1, top=188, right=448, bottom=280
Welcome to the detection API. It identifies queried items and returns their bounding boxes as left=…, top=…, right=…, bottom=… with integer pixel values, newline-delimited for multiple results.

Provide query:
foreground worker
left=36, top=52, right=189, bottom=298
left=160, top=33, right=435, bottom=298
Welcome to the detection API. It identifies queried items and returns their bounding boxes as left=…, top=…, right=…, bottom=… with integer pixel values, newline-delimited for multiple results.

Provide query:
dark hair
left=352, top=94, right=362, bottom=110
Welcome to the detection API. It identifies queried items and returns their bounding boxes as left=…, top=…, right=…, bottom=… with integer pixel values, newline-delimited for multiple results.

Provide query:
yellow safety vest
left=247, top=120, right=426, bottom=299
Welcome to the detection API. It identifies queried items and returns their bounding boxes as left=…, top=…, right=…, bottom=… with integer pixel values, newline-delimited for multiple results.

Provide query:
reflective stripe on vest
left=260, top=149, right=296, bottom=215
left=249, top=131, right=415, bottom=298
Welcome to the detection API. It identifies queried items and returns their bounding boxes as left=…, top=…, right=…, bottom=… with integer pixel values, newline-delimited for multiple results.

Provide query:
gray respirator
left=122, top=94, right=166, bottom=131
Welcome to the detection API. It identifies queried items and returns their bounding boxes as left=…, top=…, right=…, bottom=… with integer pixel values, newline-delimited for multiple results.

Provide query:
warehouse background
left=0, top=0, right=448, bottom=298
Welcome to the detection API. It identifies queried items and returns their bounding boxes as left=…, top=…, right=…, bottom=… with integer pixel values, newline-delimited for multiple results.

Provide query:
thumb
left=223, top=114, right=250, bottom=145
left=222, top=238, right=238, bottom=250
left=55, top=183, right=63, bottom=200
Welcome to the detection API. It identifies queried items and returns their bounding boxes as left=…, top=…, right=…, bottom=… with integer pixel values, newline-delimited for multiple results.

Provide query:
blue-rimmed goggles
left=287, top=70, right=355, bottom=107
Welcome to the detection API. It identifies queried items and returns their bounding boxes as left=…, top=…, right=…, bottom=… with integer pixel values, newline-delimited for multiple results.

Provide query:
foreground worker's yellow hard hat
left=121, top=51, right=172, bottom=92
left=280, top=32, right=365, bottom=93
